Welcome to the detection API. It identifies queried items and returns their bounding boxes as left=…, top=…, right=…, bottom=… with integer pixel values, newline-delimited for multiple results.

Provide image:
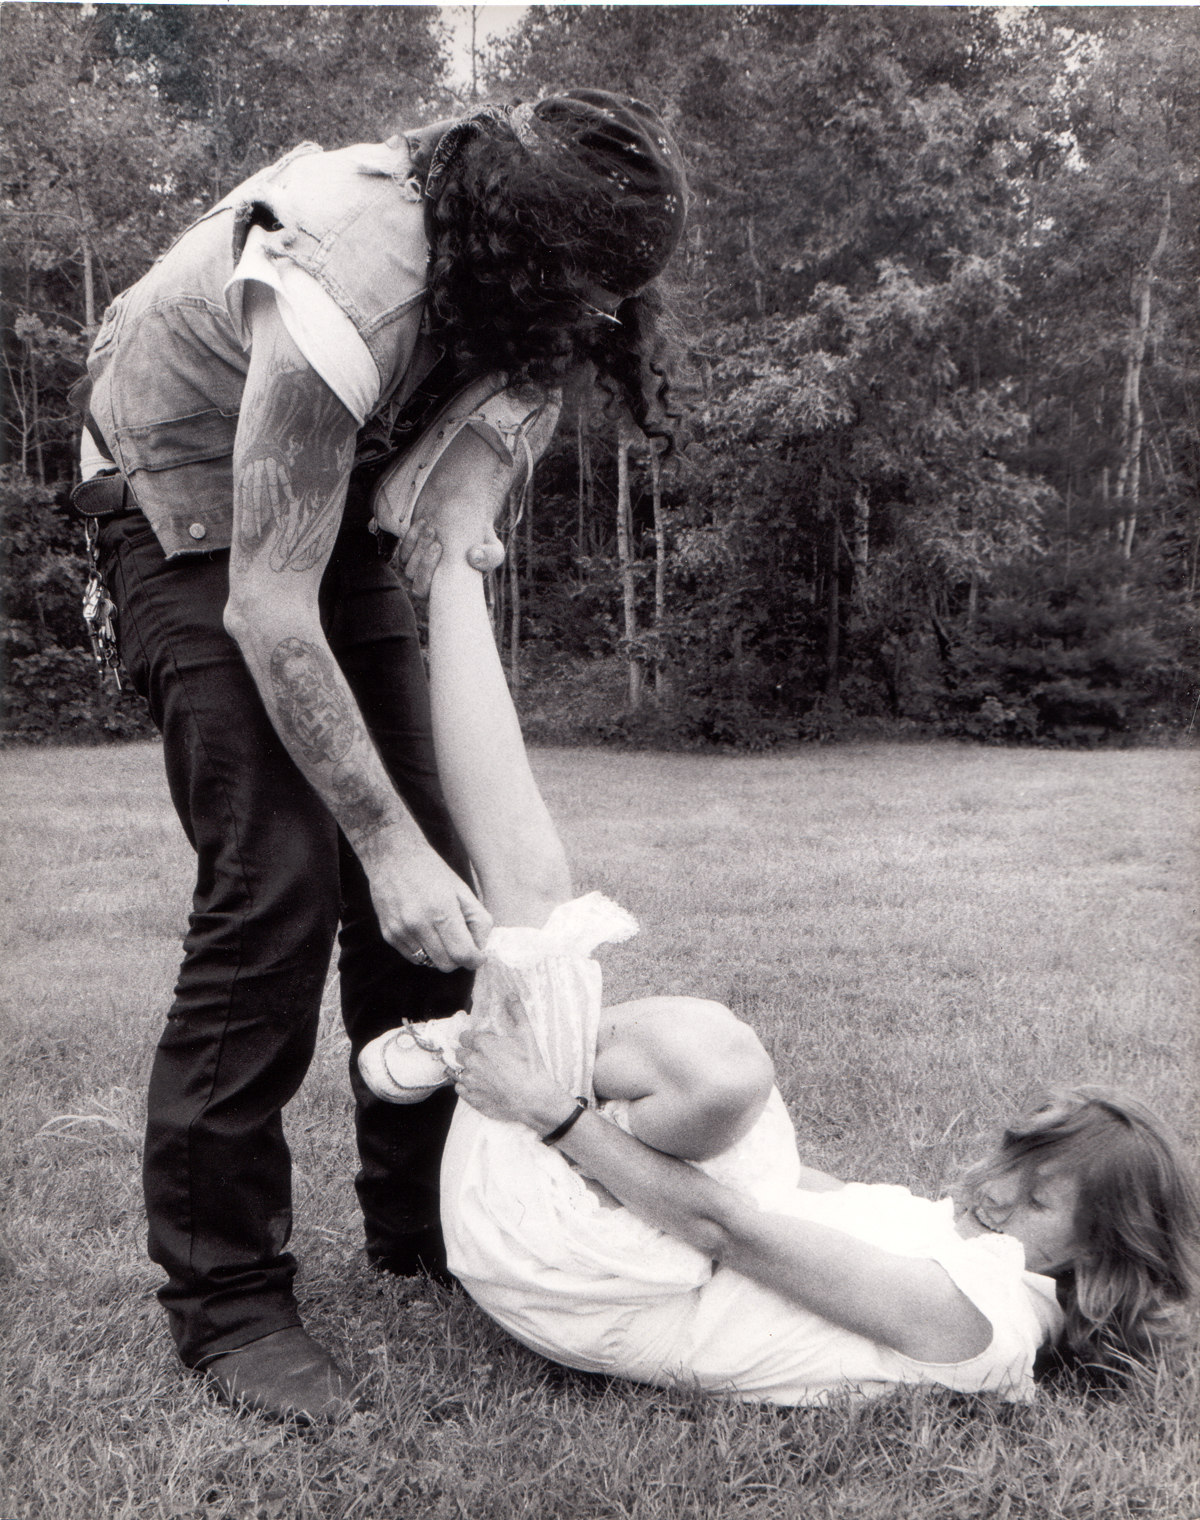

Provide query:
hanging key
left=82, top=567, right=122, bottom=691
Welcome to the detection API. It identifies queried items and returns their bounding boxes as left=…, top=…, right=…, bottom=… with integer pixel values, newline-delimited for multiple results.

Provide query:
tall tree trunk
left=211, top=62, right=229, bottom=200
left=69, top=169, right=98, bottom=333
left=469, top=5, right=480, bottom=101
left=524, top=460, right=534, bottom=601
left=25, top=229, right=45, bottom=482
left=576, top=408, right=587, bottom=556
left=31, top=360, right=44, bottom=484
left=825, top=507, right=840, bottom=699
left=852, top=484, right=869, bottom=607
left=745, top=214, right=765, bottom=317
left=1121, top=394, right=1145, bottom=559
left=80, top=228, right=95, bottom=334
left=1064, top=400, right=1074, bottom=576
left=13, top=258, right=33, bottom=475
left=650, top=446, right=668, bottom=698
left=1115, top=190, right=1170, bottom=558
left=616, top=416, right=641, bottom=711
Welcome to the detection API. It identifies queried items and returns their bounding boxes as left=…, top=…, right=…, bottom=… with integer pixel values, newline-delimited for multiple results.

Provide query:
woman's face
left=958, top=1162, right=1084, bottom=1275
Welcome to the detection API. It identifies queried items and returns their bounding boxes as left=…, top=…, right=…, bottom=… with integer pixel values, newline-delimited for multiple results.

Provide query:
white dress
left=440, top=895, right=1062, bottom=1405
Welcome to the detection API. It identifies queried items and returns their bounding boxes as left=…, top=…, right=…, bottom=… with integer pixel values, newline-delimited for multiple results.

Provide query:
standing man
left=75, top=91, right=687, bottom=1421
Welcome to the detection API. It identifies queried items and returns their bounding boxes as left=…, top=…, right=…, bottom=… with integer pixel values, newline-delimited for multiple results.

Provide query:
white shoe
left=358, top=1011, right=470, bottom=1104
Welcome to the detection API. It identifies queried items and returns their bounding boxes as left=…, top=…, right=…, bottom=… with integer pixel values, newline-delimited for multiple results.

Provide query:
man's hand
left=398, top=518, right=442, bottom=599
left=398, top=516, right=508, bottom=598
left=367, top=835, right=492, bottom=971
left=396, top=426, right=513, bottom=597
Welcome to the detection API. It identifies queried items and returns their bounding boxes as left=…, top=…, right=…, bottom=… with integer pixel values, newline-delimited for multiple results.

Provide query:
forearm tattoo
left=331, top=762, right=391, bottom=854
left=237, top=366, right=355, bottom=572
left=268, top=638, right=394, bottom=851
left=269, top=638, right=355, bottom=765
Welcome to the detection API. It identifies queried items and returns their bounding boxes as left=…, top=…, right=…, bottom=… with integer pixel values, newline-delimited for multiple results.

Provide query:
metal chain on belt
left=82, top=517, right=122, bottom=691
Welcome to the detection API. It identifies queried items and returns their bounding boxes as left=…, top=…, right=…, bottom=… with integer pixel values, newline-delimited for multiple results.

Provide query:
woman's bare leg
left=594, top=997, right=774, bottom=1161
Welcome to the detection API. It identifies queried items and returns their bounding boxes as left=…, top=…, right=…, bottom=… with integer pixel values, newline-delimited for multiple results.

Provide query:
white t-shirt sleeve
left=225, top=224, right=382, bottom=425
left=890, top=1233, right=1058, bottom=1400
left=779, top=1185, right=1057, bottom=1400
left=79, top=427, right=111, bottom=481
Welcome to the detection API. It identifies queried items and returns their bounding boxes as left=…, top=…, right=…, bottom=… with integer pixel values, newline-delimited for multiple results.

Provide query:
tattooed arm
left=222, top=284, right=490, bottom=971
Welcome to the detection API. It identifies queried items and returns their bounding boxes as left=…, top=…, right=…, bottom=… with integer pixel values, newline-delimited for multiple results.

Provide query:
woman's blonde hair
left=964, top=1086, right=1199, bottom=1378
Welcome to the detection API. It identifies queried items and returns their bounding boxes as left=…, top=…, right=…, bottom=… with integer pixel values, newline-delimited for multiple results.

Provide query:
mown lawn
left=1, top=740, right=1196, bottom=1520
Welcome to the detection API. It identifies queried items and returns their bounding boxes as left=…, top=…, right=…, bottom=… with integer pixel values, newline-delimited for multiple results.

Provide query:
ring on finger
left=411, top=947, right=434, bottom=968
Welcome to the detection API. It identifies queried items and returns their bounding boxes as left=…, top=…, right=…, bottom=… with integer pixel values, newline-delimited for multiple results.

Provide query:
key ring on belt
left=82, top=516, right=123, bottom=692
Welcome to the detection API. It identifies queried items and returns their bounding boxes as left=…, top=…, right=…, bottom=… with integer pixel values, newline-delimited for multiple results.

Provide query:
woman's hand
left=455, top=985, right=577, bottom=1135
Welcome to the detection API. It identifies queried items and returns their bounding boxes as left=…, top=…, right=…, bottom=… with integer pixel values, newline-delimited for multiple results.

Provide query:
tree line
left=3, top=4, right=1198, bottom=746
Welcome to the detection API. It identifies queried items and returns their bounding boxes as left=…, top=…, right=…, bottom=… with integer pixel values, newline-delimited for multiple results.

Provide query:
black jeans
left=98, top=510, right=472, bottom=1366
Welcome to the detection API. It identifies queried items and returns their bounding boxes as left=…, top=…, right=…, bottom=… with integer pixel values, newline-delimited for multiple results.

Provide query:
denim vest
left=87, top=141, right=435, bottom=557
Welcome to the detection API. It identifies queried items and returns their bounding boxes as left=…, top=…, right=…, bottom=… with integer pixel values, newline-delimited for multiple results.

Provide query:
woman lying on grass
left=360, top=448, right=1198, bottom=1405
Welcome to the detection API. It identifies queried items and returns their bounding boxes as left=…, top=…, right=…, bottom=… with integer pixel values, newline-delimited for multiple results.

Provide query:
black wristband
left=542, top=1097, right=589, bottom=1145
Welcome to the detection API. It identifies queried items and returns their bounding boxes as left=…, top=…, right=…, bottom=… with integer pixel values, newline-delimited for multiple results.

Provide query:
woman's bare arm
left=421, top=449, right=574, bottom=926
left=456, top=995, right=992, bottom=1364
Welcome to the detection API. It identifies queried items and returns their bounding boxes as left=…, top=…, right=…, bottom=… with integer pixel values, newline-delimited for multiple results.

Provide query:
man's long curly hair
left=961, top=1086, right=1199, bottom=1384
left=424, top=116, right=681, bottom=449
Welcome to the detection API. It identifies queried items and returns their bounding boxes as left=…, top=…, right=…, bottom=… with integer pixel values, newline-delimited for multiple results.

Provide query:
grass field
left=1, top=740, right=1197, bottom=1520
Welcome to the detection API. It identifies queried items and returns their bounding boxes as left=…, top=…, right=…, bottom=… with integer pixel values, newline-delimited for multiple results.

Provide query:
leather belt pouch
left=71, top=470, right=131, bottom=519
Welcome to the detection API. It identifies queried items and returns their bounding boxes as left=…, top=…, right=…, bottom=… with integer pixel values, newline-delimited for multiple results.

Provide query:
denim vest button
left=188, top=522, right=207, bottom=540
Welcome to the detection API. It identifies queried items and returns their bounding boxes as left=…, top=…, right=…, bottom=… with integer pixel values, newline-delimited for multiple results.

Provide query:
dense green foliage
left=1, top=2, right=450, bottom=741
left=495, top=5, right=1200, bottom=746
left=3, top=4, right=1197, bottom=745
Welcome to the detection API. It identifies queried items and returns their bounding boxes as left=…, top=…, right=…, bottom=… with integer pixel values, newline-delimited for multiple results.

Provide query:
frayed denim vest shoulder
left=87, top=142, right=429, bottom=557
